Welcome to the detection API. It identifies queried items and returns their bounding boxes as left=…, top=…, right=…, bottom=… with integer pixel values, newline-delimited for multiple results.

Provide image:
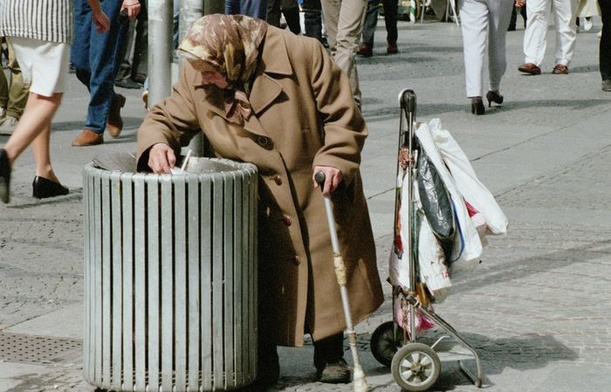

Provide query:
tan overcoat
left=137, top=26, right=384, bottom=347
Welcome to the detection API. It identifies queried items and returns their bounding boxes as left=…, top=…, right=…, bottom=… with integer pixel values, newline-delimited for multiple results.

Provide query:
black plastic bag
left=416, top=144, right=455, bottom=259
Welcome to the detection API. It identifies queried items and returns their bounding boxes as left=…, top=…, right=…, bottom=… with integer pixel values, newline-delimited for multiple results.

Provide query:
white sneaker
left=584, top=18, right=593, bottom=31
left=0, top=116, right=18, bottom=136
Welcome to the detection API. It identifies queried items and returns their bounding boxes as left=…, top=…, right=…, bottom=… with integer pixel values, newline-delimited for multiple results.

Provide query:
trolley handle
left=399, top=89, right=417, bottom=116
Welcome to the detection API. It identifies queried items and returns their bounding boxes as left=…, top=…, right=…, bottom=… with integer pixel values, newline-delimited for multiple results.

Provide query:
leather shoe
left=107, top=93, right=126, bottom=138
left=72, top=129, right=104, bottom=146
left=387, top=42, right=398, bottom=55
left=357, top=43, right=373, bottom=57
left=603, top=79, right=611, bottom=92
left=317, top=358, right=351, bottom=383
left=32, top=176, right=69, bottom=199
left=552, top=64, right=569, bottom=74
left=518, top=62, right=541, bottom=75
left=0, top=148, right=11, bottom=204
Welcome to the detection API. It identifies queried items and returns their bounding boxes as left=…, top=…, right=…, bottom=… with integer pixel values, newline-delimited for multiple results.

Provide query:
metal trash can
left=83, top=156, right=258, bottom=392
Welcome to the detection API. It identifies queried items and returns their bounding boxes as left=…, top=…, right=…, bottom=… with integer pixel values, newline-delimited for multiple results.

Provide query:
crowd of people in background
left=0, top=0, right=608, bottom=201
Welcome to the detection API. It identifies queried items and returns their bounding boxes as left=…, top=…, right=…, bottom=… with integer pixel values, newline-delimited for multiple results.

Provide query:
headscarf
left=178, top=14, right=268, bottom=125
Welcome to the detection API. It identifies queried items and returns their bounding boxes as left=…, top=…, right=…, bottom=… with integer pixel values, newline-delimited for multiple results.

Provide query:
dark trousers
left=509, top=6, right=527, bottom=29
left=599, top=0, right=611, bottom=80
left=302, top=0, right=324, bottom=42
left=361, top=0, right=398, bottom=47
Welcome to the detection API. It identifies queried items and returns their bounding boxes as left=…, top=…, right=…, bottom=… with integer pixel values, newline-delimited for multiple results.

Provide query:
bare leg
left=3, top=92, right=63, bottom=182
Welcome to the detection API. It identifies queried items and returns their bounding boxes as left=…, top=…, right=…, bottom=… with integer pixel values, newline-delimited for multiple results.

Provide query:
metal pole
left=180, top=0, right=206, bottom=156
left=147, top=0, right=173, bottom=107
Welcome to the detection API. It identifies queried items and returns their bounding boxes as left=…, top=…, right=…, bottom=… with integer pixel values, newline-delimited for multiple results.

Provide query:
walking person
left=0, top=0, right=110, bottom=204
left=518, top=0, right=578, bottom=75
left=358, top=0, right=399, bottom=57
left=302, top=0, right=329, bottom=47
left=458, top=0, right=514, bottom=114
left=136, top=14, right=384, bottom=388
left=321, top=0, right=368, bottom=106
left=71, top=0, right=141, bottom=147
left=599, top=0, right=611, bottom=90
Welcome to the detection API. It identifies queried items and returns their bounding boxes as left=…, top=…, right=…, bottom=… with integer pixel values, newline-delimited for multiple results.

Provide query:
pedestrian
left=302, top=0, right=330, bottom=47
left=0, top=36, right=28, bottom=135
left=599, top=0, right=610, bottom=90
left=115, top=0, right=148, bottom=89
left=576, top=0, right=598, bottom=31
left=0, top=0, right=110, bottom=204
left=321, top=0, right=367, bottom=106
left=267, top=0, right=302, bottom=34
left=358, top=0, right=399, bottom=57
left=136, top=14, right=384, bottom=388
left=518, top=0, right=577, bottom=75
left=508, top=1, right=527, bottom=31
left=226, top=0, right=268, bottom=19
left=458, top=0, right=514, bottom=114
left=71, top=0, right=141, bottom=147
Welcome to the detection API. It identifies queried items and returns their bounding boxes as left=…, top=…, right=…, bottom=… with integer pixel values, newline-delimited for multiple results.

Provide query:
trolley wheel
left=391, top=342, right=441, bottom=392
left=370, top=321, right=406, bottom=367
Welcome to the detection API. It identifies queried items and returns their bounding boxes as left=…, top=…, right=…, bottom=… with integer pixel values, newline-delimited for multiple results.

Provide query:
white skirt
left=8, top=37, right=71, bottom=97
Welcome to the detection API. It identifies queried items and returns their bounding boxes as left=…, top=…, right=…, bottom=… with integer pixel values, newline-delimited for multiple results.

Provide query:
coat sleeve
left=136, top=64, right=204, bottom=171
left=308, top=40, right=368, bottom=185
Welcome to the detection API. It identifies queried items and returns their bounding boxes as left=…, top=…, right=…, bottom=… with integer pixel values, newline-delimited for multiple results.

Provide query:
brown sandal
left=552, top=64, right=569, bottom=74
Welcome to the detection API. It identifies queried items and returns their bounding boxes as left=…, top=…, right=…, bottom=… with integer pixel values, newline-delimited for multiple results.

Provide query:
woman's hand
left=148, top=143, right=176, bottom=174
left=121, top=0, right=142, bottom=20
left=313, top=166, right=343, bottom=196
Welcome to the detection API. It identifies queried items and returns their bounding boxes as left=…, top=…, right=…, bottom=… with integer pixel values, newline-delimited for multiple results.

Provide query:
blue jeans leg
left=71, top=0, right=127, bottom=134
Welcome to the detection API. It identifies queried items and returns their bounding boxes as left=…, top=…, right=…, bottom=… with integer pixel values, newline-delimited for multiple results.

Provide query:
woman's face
left=190, top=60, right=228, bottom=89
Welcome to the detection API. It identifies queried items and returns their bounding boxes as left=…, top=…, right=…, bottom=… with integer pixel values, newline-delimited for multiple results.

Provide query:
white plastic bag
left=416, top=210, right=452, bottom=302
left=389, top=169, right=413, bottom=290
left=415, top=122, right=483, bottom=266
left=428, top=118, right=508, bottom=235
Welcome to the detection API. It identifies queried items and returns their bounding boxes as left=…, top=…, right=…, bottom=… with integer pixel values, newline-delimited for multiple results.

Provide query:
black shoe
left=486, top=90, right=504, bottom=107
left=32, top=176, right=69, bottom=199
left=115, top=78, right=142, bottom=89
left=0, top=148, right=11, bottom=203
left=471, top=97, right=485, bottom=115
left=317, top=358, right=351, bottom=383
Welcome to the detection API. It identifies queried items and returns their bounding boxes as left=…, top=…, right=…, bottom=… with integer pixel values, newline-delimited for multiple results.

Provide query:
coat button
left=292, top=256, right=300, bottom=265
left=272, top=175, right=282, bottom=185
left=282, top=215, right=292, bottom=226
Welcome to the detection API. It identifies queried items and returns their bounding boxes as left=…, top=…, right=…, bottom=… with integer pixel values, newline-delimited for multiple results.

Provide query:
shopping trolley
left=369, top=89, right=483, bottom=391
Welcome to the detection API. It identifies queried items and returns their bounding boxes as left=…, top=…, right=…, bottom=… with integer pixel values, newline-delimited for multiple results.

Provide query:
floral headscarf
left=178, top=14, right=268, bottom=124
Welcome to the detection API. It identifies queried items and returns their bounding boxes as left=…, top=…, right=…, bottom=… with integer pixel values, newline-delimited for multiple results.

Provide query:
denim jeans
left=225, top=0, right=268, bottom=19
left=71, top=0, right=127, bottom=134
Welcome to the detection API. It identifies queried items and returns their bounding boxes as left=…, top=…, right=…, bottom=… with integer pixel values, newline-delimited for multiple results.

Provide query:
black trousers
left=599, top=0, right=611, bottom=81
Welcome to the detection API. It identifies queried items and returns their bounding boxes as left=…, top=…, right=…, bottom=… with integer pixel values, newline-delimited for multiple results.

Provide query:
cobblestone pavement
left=2, top=15, right=611, bottom=392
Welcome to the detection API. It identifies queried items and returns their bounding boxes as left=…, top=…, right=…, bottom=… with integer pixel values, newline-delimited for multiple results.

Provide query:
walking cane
left=315, top=171, right=369, bottom=392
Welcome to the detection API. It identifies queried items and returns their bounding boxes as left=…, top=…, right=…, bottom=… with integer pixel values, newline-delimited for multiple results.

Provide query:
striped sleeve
left=0, top=0, right=73, bottom=43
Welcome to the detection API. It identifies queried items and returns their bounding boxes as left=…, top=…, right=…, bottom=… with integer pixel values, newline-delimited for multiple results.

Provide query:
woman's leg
left=3, top=92, right=62, bottom=178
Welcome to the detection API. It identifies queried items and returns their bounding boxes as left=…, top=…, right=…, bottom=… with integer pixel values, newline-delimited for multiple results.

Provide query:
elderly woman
left=136, top=14, right=383, bottom=387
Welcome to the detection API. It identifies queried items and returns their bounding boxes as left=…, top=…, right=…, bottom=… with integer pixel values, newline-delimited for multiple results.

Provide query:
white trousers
left=459, top=0, right=513, bottom=98
left=524, top=0, right=577, bottom=66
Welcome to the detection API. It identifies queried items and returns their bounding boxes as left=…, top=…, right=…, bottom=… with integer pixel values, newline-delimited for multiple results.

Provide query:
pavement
left=2, top=14, right=611, bottom=392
